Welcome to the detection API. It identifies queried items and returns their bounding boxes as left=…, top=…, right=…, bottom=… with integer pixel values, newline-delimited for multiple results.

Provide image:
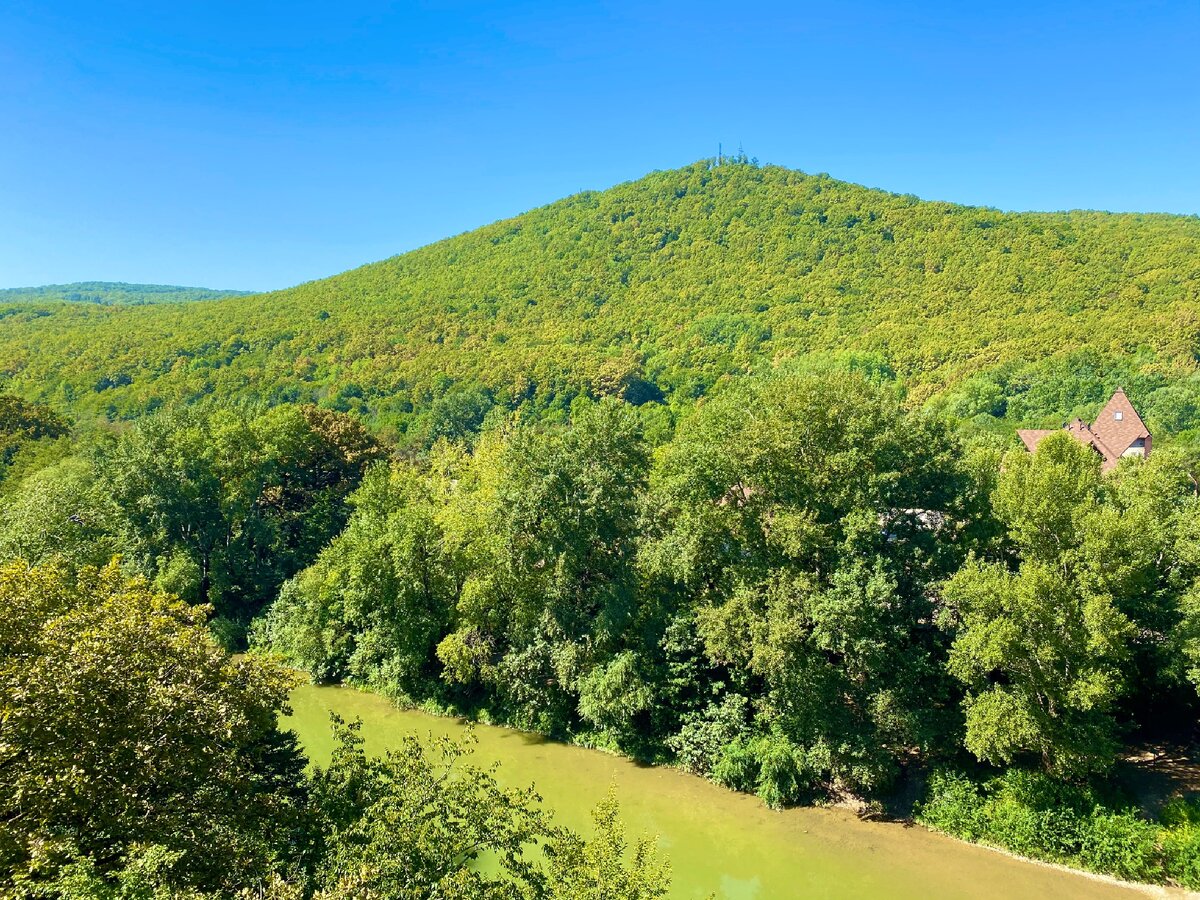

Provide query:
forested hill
left=0, top=281, right=254, bottom=306
left=2, top=160, right=1199, bottom=436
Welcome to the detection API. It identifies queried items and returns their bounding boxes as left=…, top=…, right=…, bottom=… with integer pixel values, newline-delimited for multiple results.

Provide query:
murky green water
left=285, top=682, right=1155, bottom=900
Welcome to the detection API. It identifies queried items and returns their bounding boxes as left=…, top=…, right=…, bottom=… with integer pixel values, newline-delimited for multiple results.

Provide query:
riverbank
left=284, top=680, right=1188, bottom=900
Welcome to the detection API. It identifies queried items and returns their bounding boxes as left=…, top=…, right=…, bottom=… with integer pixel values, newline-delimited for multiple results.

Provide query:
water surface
left=286, top=682, right=1159, bottom=900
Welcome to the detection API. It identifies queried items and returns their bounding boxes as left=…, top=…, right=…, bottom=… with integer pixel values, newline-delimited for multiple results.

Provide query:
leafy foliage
left=254, top=369, right=1200, bottom=838
left=0, top=395, right=69, bottom=482
left=918, top=770, right=1200, bottom=889
left=0, top=558, right=671, bottom=899
left=307, top=718, right=550, bottom=898
left=306, top=720, right=669, bottom=900
left=259, top=374, right=976, bottom=799
left=2, top=161, right=1199, bottom=443
left=7, top=158, right=1200, bottom=890
left=0, top=402, right=383, bottom=631
left=940, top=433, right=1200, bottom=776
left=0, top=560, right=308, bottom=896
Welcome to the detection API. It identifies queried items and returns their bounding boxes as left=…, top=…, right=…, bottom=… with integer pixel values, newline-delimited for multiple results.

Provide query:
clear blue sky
left=2, top=1, right=1197, bottom=292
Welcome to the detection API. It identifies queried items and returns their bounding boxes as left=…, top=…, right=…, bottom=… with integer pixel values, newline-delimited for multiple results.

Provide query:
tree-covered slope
left=1, top=160, right=1198, bottom=432
left=0, top=281, right=253, bottom=306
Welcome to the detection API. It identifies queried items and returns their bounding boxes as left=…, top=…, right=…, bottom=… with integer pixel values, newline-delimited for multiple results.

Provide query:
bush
left=666, top=694, right=750, bottom=776
left=576, top=652, right=653, bottom=733
left=916, top=770, right=984, bottom=840
left=709, top=731, right=812, bottom=808
left=755, top=734, right=810, bottom=808
left=711, top=739, right=760, bottom=794
left=1159, top=797, right=1200, bottom=889
left=1159, top=795, right=1200, bottom=827
left=1077, top=811, right=1160, bottom=883
left=1161, top=823, right=1200, bottom=889
left=982, top=770, right=1087, bottom=860
left=917, top=770, right=1200, bottom=889
left=209, top=615, right=247, bottom=653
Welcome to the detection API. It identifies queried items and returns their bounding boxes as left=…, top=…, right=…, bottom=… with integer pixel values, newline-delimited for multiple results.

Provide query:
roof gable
left=1015, top=390, right=1150, bottom=472
left=1090, top=388, right=1150, bottom=455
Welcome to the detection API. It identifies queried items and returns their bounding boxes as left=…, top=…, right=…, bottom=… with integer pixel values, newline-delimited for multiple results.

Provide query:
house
left=1016, top=389, right=1151, bottom=472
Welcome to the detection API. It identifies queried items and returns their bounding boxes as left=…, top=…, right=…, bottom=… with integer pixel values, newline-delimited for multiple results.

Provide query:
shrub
left=755, top=734, right=810, bottom=808
left=982, top=770, right=1087, bottom=860
left=666, top=694, right=750, bottom=776
left=1161, top=823, right=1200, bottom=889
left=916, top=770, right=985, bottom=840
left=1159, top=795, right=1200, bottom=828
left=917, top=769, right=1200, bottom=888
left=577, top=652, right=653, bottom=733
left=711, top=739, right=759, bottom=794
left=1077, top=811, right=1160, bottom=883
left=710, top=732, right=812, bottom=808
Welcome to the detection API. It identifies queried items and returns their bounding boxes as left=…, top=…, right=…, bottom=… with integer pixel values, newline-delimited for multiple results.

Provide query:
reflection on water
left=285, top=682, right=1152, bottom=900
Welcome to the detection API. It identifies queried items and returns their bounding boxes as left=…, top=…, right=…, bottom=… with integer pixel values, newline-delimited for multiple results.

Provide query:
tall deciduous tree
left=254, top=461, right=457, bottom=693
left=439, top=398, right=651, bottom=733
left=940, top=434, right=1134, bottom=776
left=95, top=403, right=382, bottom=623
left=0, top=395, right=69, bottom=471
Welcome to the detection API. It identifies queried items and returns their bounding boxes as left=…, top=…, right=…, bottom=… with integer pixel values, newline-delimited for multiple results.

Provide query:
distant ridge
left=0, top=282, right=254, bottom=306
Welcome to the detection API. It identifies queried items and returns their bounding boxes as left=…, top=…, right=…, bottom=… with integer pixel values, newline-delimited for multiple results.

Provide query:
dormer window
left=1114, top=411, right=1123, bottom=421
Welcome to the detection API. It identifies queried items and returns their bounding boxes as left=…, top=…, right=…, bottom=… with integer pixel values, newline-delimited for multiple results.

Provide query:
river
left=285, top=682, right=1166, bottom=900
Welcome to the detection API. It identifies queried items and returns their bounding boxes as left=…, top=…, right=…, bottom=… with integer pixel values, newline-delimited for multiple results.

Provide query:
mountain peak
left=0, top=161, right=1197, bottom=434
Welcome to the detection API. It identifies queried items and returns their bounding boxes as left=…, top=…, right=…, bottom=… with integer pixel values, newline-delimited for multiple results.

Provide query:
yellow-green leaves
left=0, top=559, right=305, bottom=895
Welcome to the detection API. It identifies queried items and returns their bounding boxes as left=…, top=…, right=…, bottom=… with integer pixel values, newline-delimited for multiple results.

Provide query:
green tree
left=438, top=399, right=651, bottom=734
left=306, top=718, right=670, bottom=900
left=307, top=718, right=548, bottom=899
left=0, top=395, right=69, bottom=467
left=543, top=790, right=670, bottom=900
left=0, top=559, right=309, bottom=896
left=0, top=395, right=71, bottom=492
left=941, top=560, right=1131, bottom=776
left=1179, top=585, right=1200, bottom=693
left=253, top=461, right=457, bottom=694
left=644, top=372, right=968, bottom=796
left=94, top=403, right=381, bottom=623
left=0, top=457, right=120, bottom=569
left=940, top=434, right=1134, bottom=776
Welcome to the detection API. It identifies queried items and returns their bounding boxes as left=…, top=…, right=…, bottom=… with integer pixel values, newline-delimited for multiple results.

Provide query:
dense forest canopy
left=6, top=159, right=1200, bottom=894
left=4, top=374, right=1198, bottom=890
left=2, top=159, right=1199, bottom=443
left=0, top=281, right=253, bottom=306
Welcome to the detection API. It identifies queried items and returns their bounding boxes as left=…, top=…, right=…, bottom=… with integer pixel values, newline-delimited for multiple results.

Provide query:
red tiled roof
left=1089, top=388, right=1150, bottom=458
left=1016, top=390, right=1150, bottom=472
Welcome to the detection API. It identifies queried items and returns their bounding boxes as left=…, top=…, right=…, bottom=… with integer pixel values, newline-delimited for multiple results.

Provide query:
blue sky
left=1, top=1, right=1197, bottom=292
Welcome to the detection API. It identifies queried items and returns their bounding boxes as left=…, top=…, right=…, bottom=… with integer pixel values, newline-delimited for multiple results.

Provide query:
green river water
left=285, top=682, right=1162, bottom=900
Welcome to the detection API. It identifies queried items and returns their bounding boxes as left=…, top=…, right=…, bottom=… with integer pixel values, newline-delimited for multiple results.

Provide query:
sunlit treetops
left=1, top=160, right=1198, bottom=440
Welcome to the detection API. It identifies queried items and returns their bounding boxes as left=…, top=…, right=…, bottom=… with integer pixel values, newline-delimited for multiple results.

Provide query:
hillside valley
left=2, top=160, right=1199, bottom=441
left=12, top=3, right=1200, bottom=896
